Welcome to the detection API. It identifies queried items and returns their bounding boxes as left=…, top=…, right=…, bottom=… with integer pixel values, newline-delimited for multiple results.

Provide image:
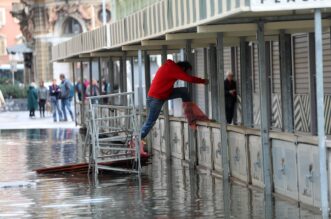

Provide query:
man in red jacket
left=141, top=60, right=209, bottom=139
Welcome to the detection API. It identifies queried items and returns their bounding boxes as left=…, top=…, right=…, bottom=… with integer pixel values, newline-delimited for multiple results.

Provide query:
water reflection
left=0, top=129, right=323, bottom=218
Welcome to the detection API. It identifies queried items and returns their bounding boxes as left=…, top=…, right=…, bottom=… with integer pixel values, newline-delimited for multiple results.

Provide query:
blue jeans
left=61, top=98, right=74, bottom=121
left=50, top=97, right=63, bottom=121
left=141, top=87, right=191, bottom=138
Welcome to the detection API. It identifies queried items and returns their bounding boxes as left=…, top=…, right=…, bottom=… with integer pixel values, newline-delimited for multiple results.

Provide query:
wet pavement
left=0, top=111, right=75, bottom=129
left=0, top=128, right=323, bottom=218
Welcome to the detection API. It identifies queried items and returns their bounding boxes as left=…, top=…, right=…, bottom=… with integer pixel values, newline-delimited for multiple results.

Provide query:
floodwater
left=0, top=129, right=322, bottom=219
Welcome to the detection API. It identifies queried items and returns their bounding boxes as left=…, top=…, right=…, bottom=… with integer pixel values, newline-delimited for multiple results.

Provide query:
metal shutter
left=272, top=41, right=281, bottom=93
left=224, top=47, right=232, bottom=75
left=194, top=48, right=206, bottom=113
left=323, top=32, right=331, bottom=94
left=293, top=34, right=309, bottom=94
left=235, top=47, right=241, bottom=93
left=253, top=43, right=260, bottom=93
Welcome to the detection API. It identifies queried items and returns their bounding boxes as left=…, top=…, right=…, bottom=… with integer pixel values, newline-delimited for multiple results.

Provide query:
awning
left=6, top=44, right=32, bottom=54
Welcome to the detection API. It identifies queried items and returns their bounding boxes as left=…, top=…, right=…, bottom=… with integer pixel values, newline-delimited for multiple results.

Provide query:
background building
left=11, top=0, right=112, bottom=83
left=0, top=0, right=22, bottom=66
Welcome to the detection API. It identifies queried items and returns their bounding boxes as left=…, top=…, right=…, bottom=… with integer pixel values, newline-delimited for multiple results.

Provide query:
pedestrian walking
left=83, top=78, right=89, bottom=100
left=224, top=71, right=237, bottom=124
left=75, top=79, right=83, bottom=102
left=0, top=89, right=5, bottom=110
left=49, top=79, right=63, bottom=122
left=101, top=78, right=110, bottom=103
left=27, top=83, right=38, bottom=118
left=59, top=74, right=74, bottom=121
left=69, top=82, right=75, bottom=104
left=86, top=79, right=100, bottom=104
left=37, top=81, right=48, bottom=118
left=141, top=60, right=209, bottom=140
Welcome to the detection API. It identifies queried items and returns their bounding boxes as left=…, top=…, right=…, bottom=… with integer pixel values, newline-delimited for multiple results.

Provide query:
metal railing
left=86, top=92, right=141, bottom=175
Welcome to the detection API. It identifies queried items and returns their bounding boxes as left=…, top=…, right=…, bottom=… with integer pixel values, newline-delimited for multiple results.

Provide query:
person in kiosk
left=141, top=59, right=209, bottom=140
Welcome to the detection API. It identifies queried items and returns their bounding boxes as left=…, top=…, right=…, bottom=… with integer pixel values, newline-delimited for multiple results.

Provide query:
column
left=89, top=58, right=93, bottom=86
left=240, top=37, right=253, bottom=127
left=279, top=31, right=294, bottom=132
left=216, top=33, right=229, bottom=179
left=98, top=57, right=102, bottom=94
left=80, top=61, right=84, bottom=126
left=209, top=44, right=219, bottom=120
left=72, top=62, right=77, bottom=126
left=130, top=57, right=135, bottom=92
left=185, top=40, right=197, bottom=167
left=108, top=58, right=114, bottom=93
left=144, top=51, right=151, bottom=96
left=257, top=21, right=272, bottom=195
left=314, top=9, right=329, bottom=218
left=162, top=45, right=171, bottom=160
left=308, top=33, right=318, bottom=135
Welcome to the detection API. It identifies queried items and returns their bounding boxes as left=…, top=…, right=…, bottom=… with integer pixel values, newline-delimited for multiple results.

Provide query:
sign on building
left=251, top=0, right=331, bottom=11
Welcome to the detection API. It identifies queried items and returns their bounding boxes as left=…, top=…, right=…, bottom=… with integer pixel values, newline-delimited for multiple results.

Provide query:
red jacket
left=148, top=60, right=206, bottom=100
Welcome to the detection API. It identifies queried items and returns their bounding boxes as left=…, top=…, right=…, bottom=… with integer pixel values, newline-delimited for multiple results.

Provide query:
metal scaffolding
left=86, top=92, right=141, bottom=175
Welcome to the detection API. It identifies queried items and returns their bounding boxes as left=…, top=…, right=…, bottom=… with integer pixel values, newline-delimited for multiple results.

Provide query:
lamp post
left=102, top=0, right=106, bottom=25
left=10, top=59, right=17, bottom=86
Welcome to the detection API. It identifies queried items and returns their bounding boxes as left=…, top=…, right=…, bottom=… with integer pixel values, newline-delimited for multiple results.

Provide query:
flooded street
left=0, top=129, right=322, bottom=218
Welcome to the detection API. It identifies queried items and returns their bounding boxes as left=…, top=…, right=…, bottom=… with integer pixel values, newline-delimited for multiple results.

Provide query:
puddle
left=0, top=129, right=322, bottom=218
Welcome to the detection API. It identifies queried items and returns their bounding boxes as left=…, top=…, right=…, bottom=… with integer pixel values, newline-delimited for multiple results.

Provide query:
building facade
left=0, top=0, right=22, bottom=66
left=11, top=0, right=112, bottom=83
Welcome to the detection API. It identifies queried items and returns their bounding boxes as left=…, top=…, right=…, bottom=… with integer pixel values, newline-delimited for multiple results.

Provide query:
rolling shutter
left=323, top=32, right=331, bottom=94
left=224, top=47, right=232, bottom=75
left=293, top=34, right=309, bottom=94
left=0, top=8, right=6, bottom=27
left=253, top=43, right=260, bottom=93
left=194, top=48, right=206, bottom=113
left=272, top=41, right=281, bottom=93
left=235, top=47, right=241, bottom=93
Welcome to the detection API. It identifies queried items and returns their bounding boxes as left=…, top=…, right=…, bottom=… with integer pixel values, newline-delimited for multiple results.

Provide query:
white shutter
left=293, top=34, right=309, bottom=94
left=0, top=8, right=6, bottom=27
left=0, top=37, right=6, bottom=56
left=272, top=41, right=281, bottom=93
left=194, top=48, right=206, bottom=113
left=323, top=32, right=331, bottom=94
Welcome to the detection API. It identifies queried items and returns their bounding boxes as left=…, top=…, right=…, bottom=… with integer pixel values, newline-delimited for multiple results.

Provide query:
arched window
left=62, top=17, right=82, bottom=35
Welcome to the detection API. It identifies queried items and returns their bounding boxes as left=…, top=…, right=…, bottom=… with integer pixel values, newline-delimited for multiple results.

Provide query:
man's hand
left=204, top=79, right=209, bottom=85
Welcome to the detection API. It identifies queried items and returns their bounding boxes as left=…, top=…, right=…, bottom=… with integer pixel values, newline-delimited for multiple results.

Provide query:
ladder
left=87, top=92, right=141, bottom=175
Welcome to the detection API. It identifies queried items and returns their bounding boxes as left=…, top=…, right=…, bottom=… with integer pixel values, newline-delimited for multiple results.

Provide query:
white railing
left=52, top=0, right=249, bottom=61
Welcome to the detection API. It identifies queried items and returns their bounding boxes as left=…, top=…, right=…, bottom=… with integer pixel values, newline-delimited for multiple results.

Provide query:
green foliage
left=0, top=84, right=27, bottom=99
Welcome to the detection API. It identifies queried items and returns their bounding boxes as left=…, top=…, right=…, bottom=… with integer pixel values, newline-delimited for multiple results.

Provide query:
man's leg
left=141, top=98, right=164, bottom=139
left=226, top=106, right=232, bottom=124
left=168, top=87, right=191, bottom=102
left=61, top=99, right=67, bottom=121
left=51, top=100, right=57, bottom=121
left=66, top=99, right=74, bottom=120
left=229, top=105, right=235, bottom=124
left=41, top=100, right=46, bottom=117
left=56, top=100, right=63, bottom=120
left=39, top=101, right=42, bottom=117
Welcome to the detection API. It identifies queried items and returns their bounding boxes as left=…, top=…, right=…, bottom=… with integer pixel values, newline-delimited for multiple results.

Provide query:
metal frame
left=87, top=92, right=141, bottom=175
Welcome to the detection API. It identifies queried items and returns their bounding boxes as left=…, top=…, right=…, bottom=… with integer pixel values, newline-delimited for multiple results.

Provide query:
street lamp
left=10, top=59, right=17, bottom=86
